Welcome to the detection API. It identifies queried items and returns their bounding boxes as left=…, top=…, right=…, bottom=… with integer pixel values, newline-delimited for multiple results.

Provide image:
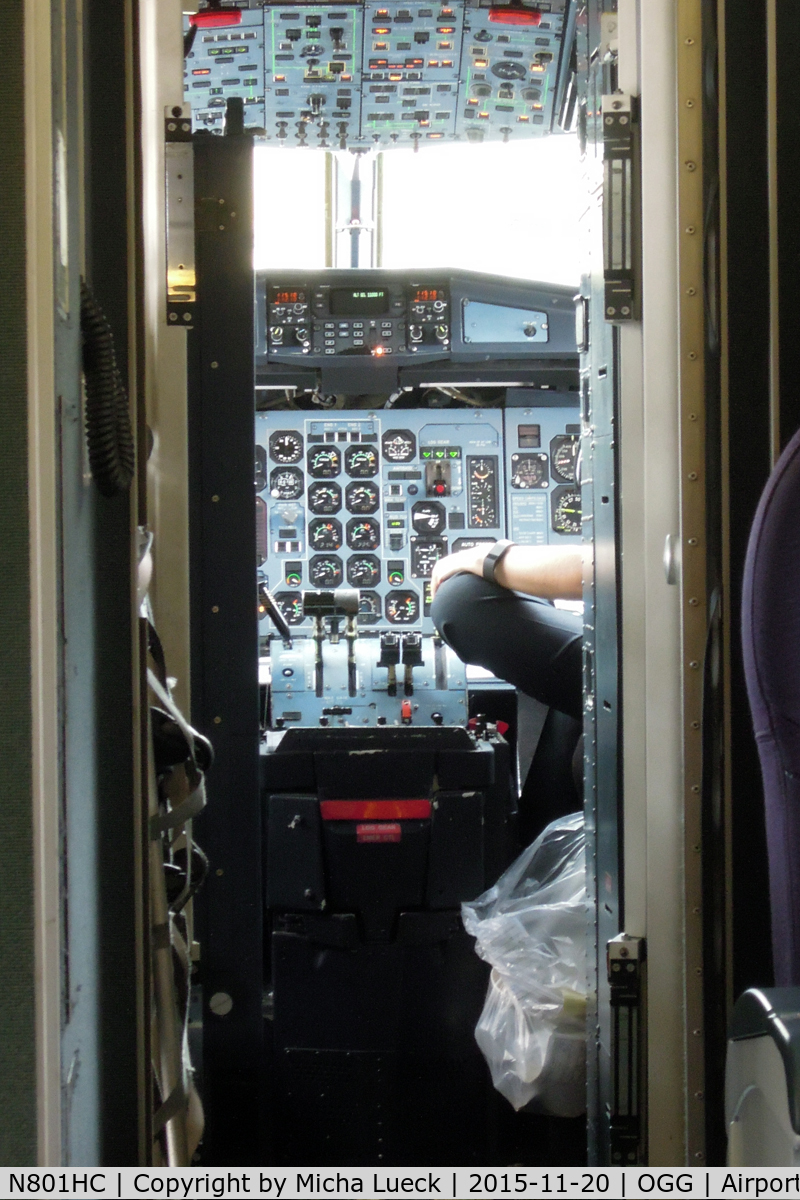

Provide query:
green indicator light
left=388, top=520, right=403, bottom=528
left=434, top=449, right=446, bottom=458
left=421, top=450, right=432, bottom=458
left=448, top=449, right=459, bottom=458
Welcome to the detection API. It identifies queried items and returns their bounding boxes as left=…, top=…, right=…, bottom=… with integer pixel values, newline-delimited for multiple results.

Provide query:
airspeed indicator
left=550, top=434, right=580, bottom=484
left=551, top=486, right=581, bottom=536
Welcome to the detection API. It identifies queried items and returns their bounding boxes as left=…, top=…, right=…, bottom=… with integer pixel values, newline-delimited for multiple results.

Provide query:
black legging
left=431, top=572, right=583, bottom=839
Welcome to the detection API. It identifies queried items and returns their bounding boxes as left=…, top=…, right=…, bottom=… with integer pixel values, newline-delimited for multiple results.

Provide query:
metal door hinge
left=602, top=94, right=641, bottom=323
left=608, top=933, right=646, bottom=1165
left=165, top=105, right=195, bottom=328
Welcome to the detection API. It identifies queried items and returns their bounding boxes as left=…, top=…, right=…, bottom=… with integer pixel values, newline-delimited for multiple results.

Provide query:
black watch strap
left=482, top=539, right=515, bottom=584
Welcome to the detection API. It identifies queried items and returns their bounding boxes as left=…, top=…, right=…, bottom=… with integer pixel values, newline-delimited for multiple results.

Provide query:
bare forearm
left=493, top=545, right=583, bottom=600
left=430, top=542, right=584, bottom=601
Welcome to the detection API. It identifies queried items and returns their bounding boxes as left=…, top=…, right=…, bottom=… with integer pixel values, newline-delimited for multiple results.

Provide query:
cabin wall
left=0, top=0, right=38, bottom=1165
left=3, top=0, right=148, bottom=1167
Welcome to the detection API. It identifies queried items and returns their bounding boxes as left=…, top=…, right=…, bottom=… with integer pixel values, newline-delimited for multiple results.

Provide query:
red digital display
left=414, top=289, right=441, bottom=302
left=274, top=291, right=299, bottom=304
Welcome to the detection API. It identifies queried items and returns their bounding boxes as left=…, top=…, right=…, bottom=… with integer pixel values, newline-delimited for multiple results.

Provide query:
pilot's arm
left=430, top=542, right=583, bottom=602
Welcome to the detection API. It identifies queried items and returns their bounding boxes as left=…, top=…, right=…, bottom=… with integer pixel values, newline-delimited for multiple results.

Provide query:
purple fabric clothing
left=742, top=426, right=800, bottom=985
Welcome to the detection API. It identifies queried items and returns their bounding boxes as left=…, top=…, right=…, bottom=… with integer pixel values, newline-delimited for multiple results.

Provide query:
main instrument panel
left=185, top=0, right=577, bottom=147
left=257, top=403, right=580, bottom=640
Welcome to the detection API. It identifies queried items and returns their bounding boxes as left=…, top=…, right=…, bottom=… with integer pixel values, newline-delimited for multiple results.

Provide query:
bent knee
left=430, top=572, right=492, bottom=648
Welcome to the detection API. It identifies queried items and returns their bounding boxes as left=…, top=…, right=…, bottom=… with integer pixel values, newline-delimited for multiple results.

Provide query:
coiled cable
left=80, top=278, right=135, bottom=497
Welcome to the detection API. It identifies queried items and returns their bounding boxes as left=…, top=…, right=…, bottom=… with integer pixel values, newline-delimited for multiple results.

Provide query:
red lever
left=401, top=699, right=413, bottom=724
left=488, top=7, right=542, bottom=26
left=189, top=9, right=242, bottom=28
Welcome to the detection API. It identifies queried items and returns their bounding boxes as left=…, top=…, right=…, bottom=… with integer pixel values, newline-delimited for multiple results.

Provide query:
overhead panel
left=455, top=2, right=563, bottom=143
left=263, top=5, right=363, bottom=147
left=183, top=0, right=575, bottom=148
left=361, top=0, right=463, bottom=146
left=186, top=8, right=266, bottom=133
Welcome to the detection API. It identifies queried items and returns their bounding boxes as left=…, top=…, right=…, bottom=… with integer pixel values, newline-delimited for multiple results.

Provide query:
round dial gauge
left=357, top=590, right=381, bottom=625
left=347, top=554, right=381, bottom=588
left=381, top=429, right=416, bottom=463
left=345, top=481, right=380, bottom=515
left=510, top=453, right=548, bottom=490
left=551, top=487, right=581, bottom=536
left=307, top=446, right=341, bottom=479
left=344, top=444, right=379, bottom=478
left=273, top=592, right=305, bottom=625
left=309, top=518, right=343, bottom=551
left=411, top=500, right=447, bottom=535
left=309, top=555, right=343, bottom=588
left=551, top=435, right=580, bottom=483
left=385, top=590, right=420, bottom=624
left=346, top=517, right=380, bottom=551
left=269, top=466, right=304, bottom=500
left=308, top=481, right=342, bottom=515
left=269, top=430, right=303, bottom=465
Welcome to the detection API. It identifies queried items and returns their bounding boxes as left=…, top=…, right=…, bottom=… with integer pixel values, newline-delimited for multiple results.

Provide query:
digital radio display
left=413, top=288, right=442, bottom=303
left=274, top=291, right=300, bottom=304
left=329, top=288, right=390, bottom=316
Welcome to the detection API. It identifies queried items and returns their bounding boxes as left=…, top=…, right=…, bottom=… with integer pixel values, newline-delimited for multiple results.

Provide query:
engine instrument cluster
left=184, top=0, right=577, bottom=147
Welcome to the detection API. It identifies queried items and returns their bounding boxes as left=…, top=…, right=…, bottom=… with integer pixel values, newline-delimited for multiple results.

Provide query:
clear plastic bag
left=462, top=812, right=587, bottom=1116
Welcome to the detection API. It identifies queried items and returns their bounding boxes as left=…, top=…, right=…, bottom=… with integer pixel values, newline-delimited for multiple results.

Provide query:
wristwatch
left=481, top=539, right=515, bottom=585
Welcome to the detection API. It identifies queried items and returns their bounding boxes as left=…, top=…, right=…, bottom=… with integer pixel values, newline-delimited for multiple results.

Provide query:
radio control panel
left=266, top=280, right=450, bottom=358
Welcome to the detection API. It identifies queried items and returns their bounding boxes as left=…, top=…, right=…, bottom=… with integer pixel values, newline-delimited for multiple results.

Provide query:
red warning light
left=189, top=9, right=242, bottom=29
left=488, top=6, right=542, bottom=26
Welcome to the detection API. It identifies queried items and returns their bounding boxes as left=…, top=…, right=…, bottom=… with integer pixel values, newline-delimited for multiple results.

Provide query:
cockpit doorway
left=155, top=0, right=690, bottom=1172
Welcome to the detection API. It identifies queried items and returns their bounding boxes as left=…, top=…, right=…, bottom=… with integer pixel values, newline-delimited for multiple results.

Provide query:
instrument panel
left=502, top=404, right=581, bottom=544
left=184, top=0, right=577, bottom=147
left=257, top=403, right=581, bottom=639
